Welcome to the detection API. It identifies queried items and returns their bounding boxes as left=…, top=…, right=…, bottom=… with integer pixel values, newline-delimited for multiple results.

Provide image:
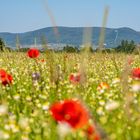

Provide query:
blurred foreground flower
left=69, top=73, right=81, bottom=84
left=0, top=69, right=13, bottom=86
left=132, top=68, right=140, bottom=79
left=50, top=99, right=89, bottom=129
left=105, top=101, right=119, bottom=111
left=0, top=104, right=8, bottom=116
left=27, top=48, right=40, bottom=58
left=57, top=122, right=72, bottom=138
left=50, top=99, right=100, bottom=140
left=131, top=81, right=140, bottom=92
left=18, top=117, right=29, bottom=129
left=0, top=131, right=10, bottom=139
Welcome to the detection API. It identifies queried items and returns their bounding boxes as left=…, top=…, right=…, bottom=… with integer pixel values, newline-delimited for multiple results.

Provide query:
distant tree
left=128, top=40, right=136, bottom=52
left=0, top=38, right=6, bottom=51
left=115, top=40, right=136, bottom=53
left=63, top=45, right=79, bottom=53
left=133, top=44, right=140, bottom=54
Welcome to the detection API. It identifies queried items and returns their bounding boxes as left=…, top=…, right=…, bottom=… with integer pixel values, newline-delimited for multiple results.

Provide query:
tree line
left=0, top=37, right=140, bottom=54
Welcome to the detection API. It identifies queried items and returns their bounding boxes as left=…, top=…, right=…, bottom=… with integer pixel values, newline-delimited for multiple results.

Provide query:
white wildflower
left=105, top=101, right=119, bottom=111
left=0, top=104, right=8, bottom=116
left=57, top=122, right=72, bottom=138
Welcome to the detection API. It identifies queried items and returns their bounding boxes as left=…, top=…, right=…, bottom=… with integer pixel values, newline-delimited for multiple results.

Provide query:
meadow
left=0, top=51, right=140, bottom=140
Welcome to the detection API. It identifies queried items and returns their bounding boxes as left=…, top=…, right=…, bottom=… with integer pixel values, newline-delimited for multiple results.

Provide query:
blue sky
left=0, top=0, right=140, bottom=33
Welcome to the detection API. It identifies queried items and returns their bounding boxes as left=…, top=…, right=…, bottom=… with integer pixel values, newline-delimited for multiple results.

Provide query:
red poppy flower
left=27, top=48, right=40, bottom=58
left=0, top=69, right=13, bottom=86
left=69, top=73, right=81, bottom=84
left=132, top=68, right=140, bottom=79
left=0, top=69, right=7, bottom=78
left=50, top=99, right=89, bottom=129
left=87, top=125, right=95, bottom=136
left=86, top=125, right=100, bottom=140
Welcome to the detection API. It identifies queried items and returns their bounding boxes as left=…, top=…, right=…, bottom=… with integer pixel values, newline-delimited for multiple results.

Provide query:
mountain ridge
left=0, top=26, right=140, bottom=48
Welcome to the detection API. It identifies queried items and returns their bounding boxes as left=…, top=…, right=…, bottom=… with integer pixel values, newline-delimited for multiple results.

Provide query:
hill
left=0, top=27, right=140, bottom=48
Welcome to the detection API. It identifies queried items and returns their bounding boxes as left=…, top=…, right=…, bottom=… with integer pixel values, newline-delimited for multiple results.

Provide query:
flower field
left=0, top=50, right=140, bottom=140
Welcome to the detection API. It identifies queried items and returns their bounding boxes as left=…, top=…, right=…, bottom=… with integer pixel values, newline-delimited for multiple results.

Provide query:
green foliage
left=115, top=40, right=136, bottom=53
left=0, top=38, right=13, bottom=52
left=63, top=45, right=79, bottom=53
left=0, top=38, right=6, bottom=51
left=133, top=45, right=140, bottom=55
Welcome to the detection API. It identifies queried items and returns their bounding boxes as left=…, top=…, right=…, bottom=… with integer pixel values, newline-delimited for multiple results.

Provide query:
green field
left=0, top=52, right=140, bottom=140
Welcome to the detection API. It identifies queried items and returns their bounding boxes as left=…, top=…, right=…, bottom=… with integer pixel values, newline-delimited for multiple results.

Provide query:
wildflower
left=112, top=78, right=120, bottom=84
left=0, top=104, right=8, bottom=116
left=32, top=72, right=40, bottom=81
left=19, top=117, right=29, bottom=129
left=97, top=82, right=109, bottom=91
left=41, top=59, right=45, bottom=62
left=50, top=99, right=89, bottom=129
left=27, top=48, right=40, bottom=58
left=69, top=73, right=81, bottom=84
left=132, top=68, right=140, bottom=79
left=105, top=101, right=119, bottom=111
left=85, top=125, right=100, bottom=140
left=0, top=131, right=10, bottom=139
left=0, top=69, right=13, bottom=86
left=13, top=94, right=20, bottom=101
left=36, top=59, right=45, bottom=63
left=21, top=134, right=29, bottom=140
left=42, top=102, right=49, bottom=111
left=97, top=107, right=104, bottom=115
left=131, top=81, right=140, bottom=92
left=57, top=122, right=72, bottom=138
left=86, top=125, right=95, bottom=136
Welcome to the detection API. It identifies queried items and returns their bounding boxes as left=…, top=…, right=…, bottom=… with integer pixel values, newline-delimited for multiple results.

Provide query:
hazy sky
left=0, top=0, right=140, bottom=33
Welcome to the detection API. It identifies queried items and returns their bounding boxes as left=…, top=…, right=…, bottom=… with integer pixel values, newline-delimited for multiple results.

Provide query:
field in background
left=0, top=52, right=140, bottom=140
